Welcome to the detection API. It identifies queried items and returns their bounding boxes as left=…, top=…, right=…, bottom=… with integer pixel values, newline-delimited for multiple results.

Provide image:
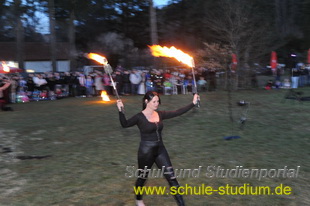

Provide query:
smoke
left=90, top=32, right=134, bottom=54
left=88, top=32, right=153, bottom=68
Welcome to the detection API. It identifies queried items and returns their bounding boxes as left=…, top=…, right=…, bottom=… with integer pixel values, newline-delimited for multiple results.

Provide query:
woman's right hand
left=116, top=99, right=124, bottom=112
left=193, top=93, right=200, bottom=105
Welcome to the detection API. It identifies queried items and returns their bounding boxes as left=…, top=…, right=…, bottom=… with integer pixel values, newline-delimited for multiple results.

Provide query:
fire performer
left=116, top=91, right=200, bottom=206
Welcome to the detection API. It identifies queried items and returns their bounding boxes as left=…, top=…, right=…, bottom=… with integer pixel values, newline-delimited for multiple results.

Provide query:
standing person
left=208, top=68, right=216, bottom=91
left=46, top=73, right=56, bottom=92
left=103, top=73, right=112, bottom=95
left=33, top=74, right=48, bottom=91
left=184, top=76, right=194, bottom=94
left=137, top=72, right=146, bottom=95
left=63, top=72, right=72, bottom=97
left=116, top=91, right=200, bottom=206
left=197, top=76, right=207, bottom=92
left=114, top=70, right=123, bottom=96
left=291, top=68, right=300, bottom=89
left=0, top=78, right=13, bottom=111
left=122, top=70, right=131, bottom=95
left=26, top=74, right=35, bottom=99
left=145, top=78, right=155, bottom=92
left=130, top=70, right=142, bottom=95
left=10, top=76, right=18, bottom=103
left=85, top=75, right=94, bottom=97
left=94, top=73, right=104, bottom=96
left=152, top=71, right=164, bottom=94
left=275, top=66, right=282, bottom=82
left=78, top=73, right=87, bottom=97
left=299, top=66, right=307, bottom=87
left=306, top=65, right=310, bottom=86
left=71, top=72, right=80, bottom=97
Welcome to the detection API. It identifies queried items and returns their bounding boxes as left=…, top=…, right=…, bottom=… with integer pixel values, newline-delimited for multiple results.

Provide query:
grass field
left=0, top=86, right=309, bottom=206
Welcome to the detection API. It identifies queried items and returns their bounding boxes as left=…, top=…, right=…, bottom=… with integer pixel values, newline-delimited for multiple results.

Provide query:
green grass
left=0, top=87, right=309, bottom=206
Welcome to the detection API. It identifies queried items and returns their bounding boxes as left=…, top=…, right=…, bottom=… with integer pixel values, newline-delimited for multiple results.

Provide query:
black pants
left=0, top=97, right=5, bottom=110
left=135, top=141, right=185, bottom=206
left=0, top=98, right=12, bottom=111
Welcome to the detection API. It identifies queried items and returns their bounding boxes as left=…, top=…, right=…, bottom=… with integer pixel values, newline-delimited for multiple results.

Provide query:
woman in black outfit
left=117, top=91, right=199, bottom=206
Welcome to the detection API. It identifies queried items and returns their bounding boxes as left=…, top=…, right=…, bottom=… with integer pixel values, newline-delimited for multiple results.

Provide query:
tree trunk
left=68, top=6, right=77, bottom=71
left=15, top=0, right=24, bottom=70
left=48, top=0, right=57, bottom=72
left=149, top=0, right=158, bottom=45
left=275, top=0, right=301, bottom=38
left=243, top=47, right=250, bottom=88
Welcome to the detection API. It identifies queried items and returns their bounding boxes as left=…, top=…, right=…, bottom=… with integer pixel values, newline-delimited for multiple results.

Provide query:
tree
left=196, top=43, right=231, bottom=69
left=301, top=0, right=310, bottom=47
left=196, top=0, right=286, bottom=88
left=72, top=0, right=152, bottom=67
left=0, top=1, right=14, bottom=41
left=40, top=0, right=93, bottom=71
left=157, top=0, right=214, bottom=50
left=53, top=0, right=84, bottom=71
left=48, top=0, right=57, bottom=72
left=196, top=42, right=235, bottom=89
left=204, top=0, right=281, bottom=66
left=114, top=0, right=150, bottom=48
left=275, top=0, right=303, bottom=39
left=0, top=0, right=40, bottom=69
left=68, top=2, right=77, bottom=71
left=149, top=0, right=158, bottom=45
left=14, top=0, right=25, bottom=70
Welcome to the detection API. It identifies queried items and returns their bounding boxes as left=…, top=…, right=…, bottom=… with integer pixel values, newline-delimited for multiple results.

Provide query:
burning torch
left=1, top=61, right=11, bottom=73
left=86, top=53, right=124, bottom=111
left=148, top=45, right=200, bottom=107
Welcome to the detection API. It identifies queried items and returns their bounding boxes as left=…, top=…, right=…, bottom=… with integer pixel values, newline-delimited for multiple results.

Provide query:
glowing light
left=87, top=53, right=108, bottom=65
left=149, top=45, right=194, bottom=67
left=1, top=61, right=10, bottom=72
left=26, top=69, right=35, bottom=73
left=101, top=90, right=110, bottom=102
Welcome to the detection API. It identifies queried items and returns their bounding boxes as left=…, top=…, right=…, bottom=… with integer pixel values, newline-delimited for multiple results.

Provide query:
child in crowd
left=265, top=80, right=273, bottom=90
left=197, top=76, right=207, bottom=92
left=146, top=79, right=155, bottom=92
left=282, top=79, right=291, bottom=89
left=163, top=79, right=173, bottom=95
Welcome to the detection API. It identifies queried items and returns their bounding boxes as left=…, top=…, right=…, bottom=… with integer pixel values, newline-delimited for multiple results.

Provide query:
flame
left=101, top=90, right=110, bottom=101
left=1, top=61, right=10, bottom=72
left=149, top=45, right=195, bottom=67
left=87, top=53, right=108, bottom=65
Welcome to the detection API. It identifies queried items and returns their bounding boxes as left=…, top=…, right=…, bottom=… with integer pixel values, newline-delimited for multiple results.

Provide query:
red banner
left=231, top=53, right=237, bottom=70
left=270, top=51, right=277, bottom=70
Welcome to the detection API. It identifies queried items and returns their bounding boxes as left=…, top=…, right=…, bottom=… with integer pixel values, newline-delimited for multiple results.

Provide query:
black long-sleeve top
left=119, top=103, right=195, bottom=141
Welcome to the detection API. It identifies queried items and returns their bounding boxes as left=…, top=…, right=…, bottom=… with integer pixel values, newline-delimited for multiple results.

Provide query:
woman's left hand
left=193, top=94, right=200, bottom=105
left=116, top=99, right=124, bottom=112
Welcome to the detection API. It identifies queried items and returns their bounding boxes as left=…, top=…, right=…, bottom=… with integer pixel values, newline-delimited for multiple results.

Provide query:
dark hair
left=142, top=91, right=161, bottom=110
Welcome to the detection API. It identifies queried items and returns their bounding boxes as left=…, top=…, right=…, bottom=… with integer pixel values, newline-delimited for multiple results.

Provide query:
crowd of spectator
left=265, top=63, right=310, bottom=90
left=1, top=63, right=309, bottom=110
left=0, top=67, right=216, bottom=107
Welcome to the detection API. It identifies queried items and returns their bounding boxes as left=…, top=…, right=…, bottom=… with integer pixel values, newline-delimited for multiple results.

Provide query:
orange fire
left=1, top=61, right=10, bottom=72
left=87, top=53, right=108, bottom=65
left=101, top=90, right=110, bottom=101
left=149, top=45, right=195, bottom=67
